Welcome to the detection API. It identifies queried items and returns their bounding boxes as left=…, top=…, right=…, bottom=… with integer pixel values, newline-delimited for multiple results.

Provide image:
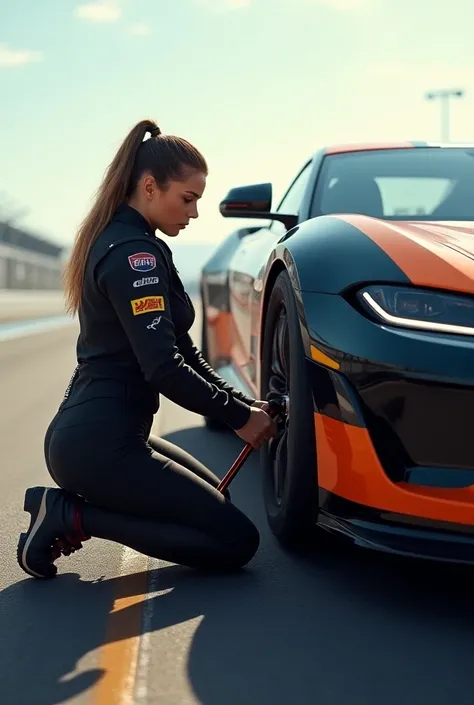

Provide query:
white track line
left=0, top=315, right=75, bottom=342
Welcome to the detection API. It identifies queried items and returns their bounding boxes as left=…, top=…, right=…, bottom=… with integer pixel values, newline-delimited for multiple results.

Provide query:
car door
left=228, top=160, right=314, bottom=389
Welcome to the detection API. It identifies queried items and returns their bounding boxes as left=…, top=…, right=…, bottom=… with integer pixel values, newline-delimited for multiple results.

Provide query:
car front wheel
left=260, top=271, right=319, bottom=547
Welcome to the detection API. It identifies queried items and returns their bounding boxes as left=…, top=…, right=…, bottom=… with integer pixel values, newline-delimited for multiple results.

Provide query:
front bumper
left=300, top=291, right=474, bottom=530
left=318, top=492, right=474, bottom=564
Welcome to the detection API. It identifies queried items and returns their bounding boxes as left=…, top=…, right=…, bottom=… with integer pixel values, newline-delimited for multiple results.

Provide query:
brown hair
left=63, top=118, right=208, bottom=314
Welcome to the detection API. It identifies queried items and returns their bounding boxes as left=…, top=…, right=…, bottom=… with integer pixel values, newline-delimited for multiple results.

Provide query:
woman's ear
left=142, top=174, right=156, bottom=200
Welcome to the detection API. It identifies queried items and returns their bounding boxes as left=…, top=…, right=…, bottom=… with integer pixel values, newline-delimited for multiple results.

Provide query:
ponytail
left=63, top=119, right=159, bottom=314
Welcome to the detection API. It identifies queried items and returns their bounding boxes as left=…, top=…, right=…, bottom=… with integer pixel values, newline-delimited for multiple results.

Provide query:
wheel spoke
left=269, top=429, right=288, bottom=505
left=270, top=318, right=284, bottom=378
left=269, top=307, right=290, bottom=398
left=275, top=433, right=288, bottom=503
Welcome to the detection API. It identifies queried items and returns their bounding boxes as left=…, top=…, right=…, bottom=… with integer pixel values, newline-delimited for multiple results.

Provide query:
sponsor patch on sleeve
left=128, top=252, right=156, bottom=272
left=130, top=296, right=165, bottom=315
left=133, top=276, right=160, bottom=288
left=147, top=316, right=162, bottom=330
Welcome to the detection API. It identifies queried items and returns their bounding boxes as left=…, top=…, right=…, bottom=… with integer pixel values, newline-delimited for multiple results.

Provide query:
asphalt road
left=0, top=289, right=67, bottom=322
left=1, top=306, right=474, bottom=705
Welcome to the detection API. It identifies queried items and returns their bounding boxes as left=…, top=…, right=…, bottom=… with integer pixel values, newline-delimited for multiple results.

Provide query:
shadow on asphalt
left=1, top=424, right=474, bottom=705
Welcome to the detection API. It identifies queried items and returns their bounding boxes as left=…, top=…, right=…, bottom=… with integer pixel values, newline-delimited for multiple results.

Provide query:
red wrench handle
left=217, top=404, right=281, bottom=495
left=217, top=443, right=254, bottom=494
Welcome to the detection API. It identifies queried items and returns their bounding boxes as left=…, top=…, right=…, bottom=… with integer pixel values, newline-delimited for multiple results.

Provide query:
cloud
left=128, top=22, right=151, bottom=36
left=191, top=0, right=250, bottom=11
left=0, top=44, right=43, bottom=68
left=74, top=0, right=122, bottom=23
left=74, top=1, right=152, bottom=36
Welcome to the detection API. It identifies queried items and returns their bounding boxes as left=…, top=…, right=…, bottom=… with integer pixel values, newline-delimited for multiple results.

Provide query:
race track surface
left=1, top=305, right=473, bottom=705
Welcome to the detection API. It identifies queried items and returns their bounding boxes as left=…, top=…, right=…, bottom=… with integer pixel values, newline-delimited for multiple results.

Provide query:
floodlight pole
left=425, top=89, right=465, bottom=142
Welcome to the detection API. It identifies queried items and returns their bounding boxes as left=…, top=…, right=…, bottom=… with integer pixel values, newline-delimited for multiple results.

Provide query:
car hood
left=338, top=215, right=474, bottom=295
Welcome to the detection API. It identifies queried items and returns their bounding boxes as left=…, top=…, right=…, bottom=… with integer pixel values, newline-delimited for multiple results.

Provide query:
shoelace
left=51, top=503, right=91, bottom=560
left=51, top=536, right=85, bottom=559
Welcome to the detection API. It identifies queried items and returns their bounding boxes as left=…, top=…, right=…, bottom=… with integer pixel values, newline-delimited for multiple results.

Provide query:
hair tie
left=149, top=126, right=161, bottom=138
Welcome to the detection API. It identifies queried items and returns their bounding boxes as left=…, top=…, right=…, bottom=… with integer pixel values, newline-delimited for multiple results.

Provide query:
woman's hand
left=251, top=399, right=271, bottom=412
left=235, top=407, right=277, bottom=449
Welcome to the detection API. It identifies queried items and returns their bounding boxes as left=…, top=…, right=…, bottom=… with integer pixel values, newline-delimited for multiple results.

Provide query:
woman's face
left=139, top=169, right=207, bottom=237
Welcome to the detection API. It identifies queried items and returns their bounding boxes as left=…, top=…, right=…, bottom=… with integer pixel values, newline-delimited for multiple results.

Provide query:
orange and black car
left=200, top=142, right=474, bottom=564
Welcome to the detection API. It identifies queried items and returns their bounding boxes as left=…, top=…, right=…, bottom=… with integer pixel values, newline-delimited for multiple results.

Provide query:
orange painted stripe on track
left=92, top=549, right=149, bottom=705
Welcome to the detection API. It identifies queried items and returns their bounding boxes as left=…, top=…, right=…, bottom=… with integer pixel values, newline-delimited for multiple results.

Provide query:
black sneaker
left=17, top=486, right=90, bottom=579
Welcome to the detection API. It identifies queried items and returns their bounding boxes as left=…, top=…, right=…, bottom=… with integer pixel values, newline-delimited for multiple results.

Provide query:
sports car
left=199, top=141, right=474, bottom=563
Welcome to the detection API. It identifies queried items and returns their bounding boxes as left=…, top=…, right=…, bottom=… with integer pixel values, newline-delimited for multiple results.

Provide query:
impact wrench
left=217, top=400, right=284, bottom=495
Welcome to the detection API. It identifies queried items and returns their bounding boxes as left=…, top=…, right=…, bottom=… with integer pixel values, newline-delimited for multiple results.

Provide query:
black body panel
left=268, top=215, right=411, bottom=294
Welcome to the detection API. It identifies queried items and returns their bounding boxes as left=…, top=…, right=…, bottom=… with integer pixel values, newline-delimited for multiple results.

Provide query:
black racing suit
left=44, top=204, right=260, bottom=570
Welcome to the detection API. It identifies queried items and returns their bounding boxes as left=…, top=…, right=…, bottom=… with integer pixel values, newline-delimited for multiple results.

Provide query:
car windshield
left=313, top=147, right=474, bottom=221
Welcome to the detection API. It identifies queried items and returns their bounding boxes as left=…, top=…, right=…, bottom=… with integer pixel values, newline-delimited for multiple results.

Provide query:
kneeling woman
left=17, top=119, right=276, bottom=579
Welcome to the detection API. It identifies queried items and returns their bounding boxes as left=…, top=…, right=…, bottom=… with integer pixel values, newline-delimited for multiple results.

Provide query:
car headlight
left=358, top=285, right=474, bottom=336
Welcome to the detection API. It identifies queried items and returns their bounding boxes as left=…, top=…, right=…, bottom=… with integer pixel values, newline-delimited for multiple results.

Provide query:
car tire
left=260, top=270, right=319, bottom=547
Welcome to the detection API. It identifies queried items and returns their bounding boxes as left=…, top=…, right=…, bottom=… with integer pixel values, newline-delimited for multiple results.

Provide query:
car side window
left=276, top=161, right=312, bottom=215
left=269, top=161, right=312, bottom=233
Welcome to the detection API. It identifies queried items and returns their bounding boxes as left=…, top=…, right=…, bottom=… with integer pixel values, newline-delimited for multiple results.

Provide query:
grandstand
left=0, top=220, right=64, bottom=290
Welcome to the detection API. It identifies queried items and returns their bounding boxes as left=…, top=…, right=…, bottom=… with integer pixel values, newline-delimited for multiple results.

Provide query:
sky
left=1, top=0, right=473, bottom=251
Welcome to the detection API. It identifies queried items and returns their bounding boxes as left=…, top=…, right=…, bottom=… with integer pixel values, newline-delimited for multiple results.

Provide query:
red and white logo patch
left=128, top=252, right=156, bottom=272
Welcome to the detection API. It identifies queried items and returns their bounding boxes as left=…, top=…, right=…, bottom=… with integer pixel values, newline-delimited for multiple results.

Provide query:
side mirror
left=219, top=182, right=297, bottom=231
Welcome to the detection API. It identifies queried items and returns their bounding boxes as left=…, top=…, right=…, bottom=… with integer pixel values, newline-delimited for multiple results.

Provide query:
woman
left=17, top=119, right=277, bottom=580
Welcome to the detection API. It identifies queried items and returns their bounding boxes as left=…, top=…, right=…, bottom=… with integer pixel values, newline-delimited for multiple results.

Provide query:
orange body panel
left=324, top=142, right=414, bottom=155
left=207, top=305, right=259, bottom=397
left=231, top=341, right=258, bottom=398
left=205, top=308, right=232, bottom=361
left=338, top=215, right=474, bottom=295
left=314, top=412, right=474, bottom=526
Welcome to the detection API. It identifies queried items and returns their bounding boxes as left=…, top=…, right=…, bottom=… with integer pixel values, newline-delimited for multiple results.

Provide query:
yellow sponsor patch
left=130, top=295, right=165, bottom=315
